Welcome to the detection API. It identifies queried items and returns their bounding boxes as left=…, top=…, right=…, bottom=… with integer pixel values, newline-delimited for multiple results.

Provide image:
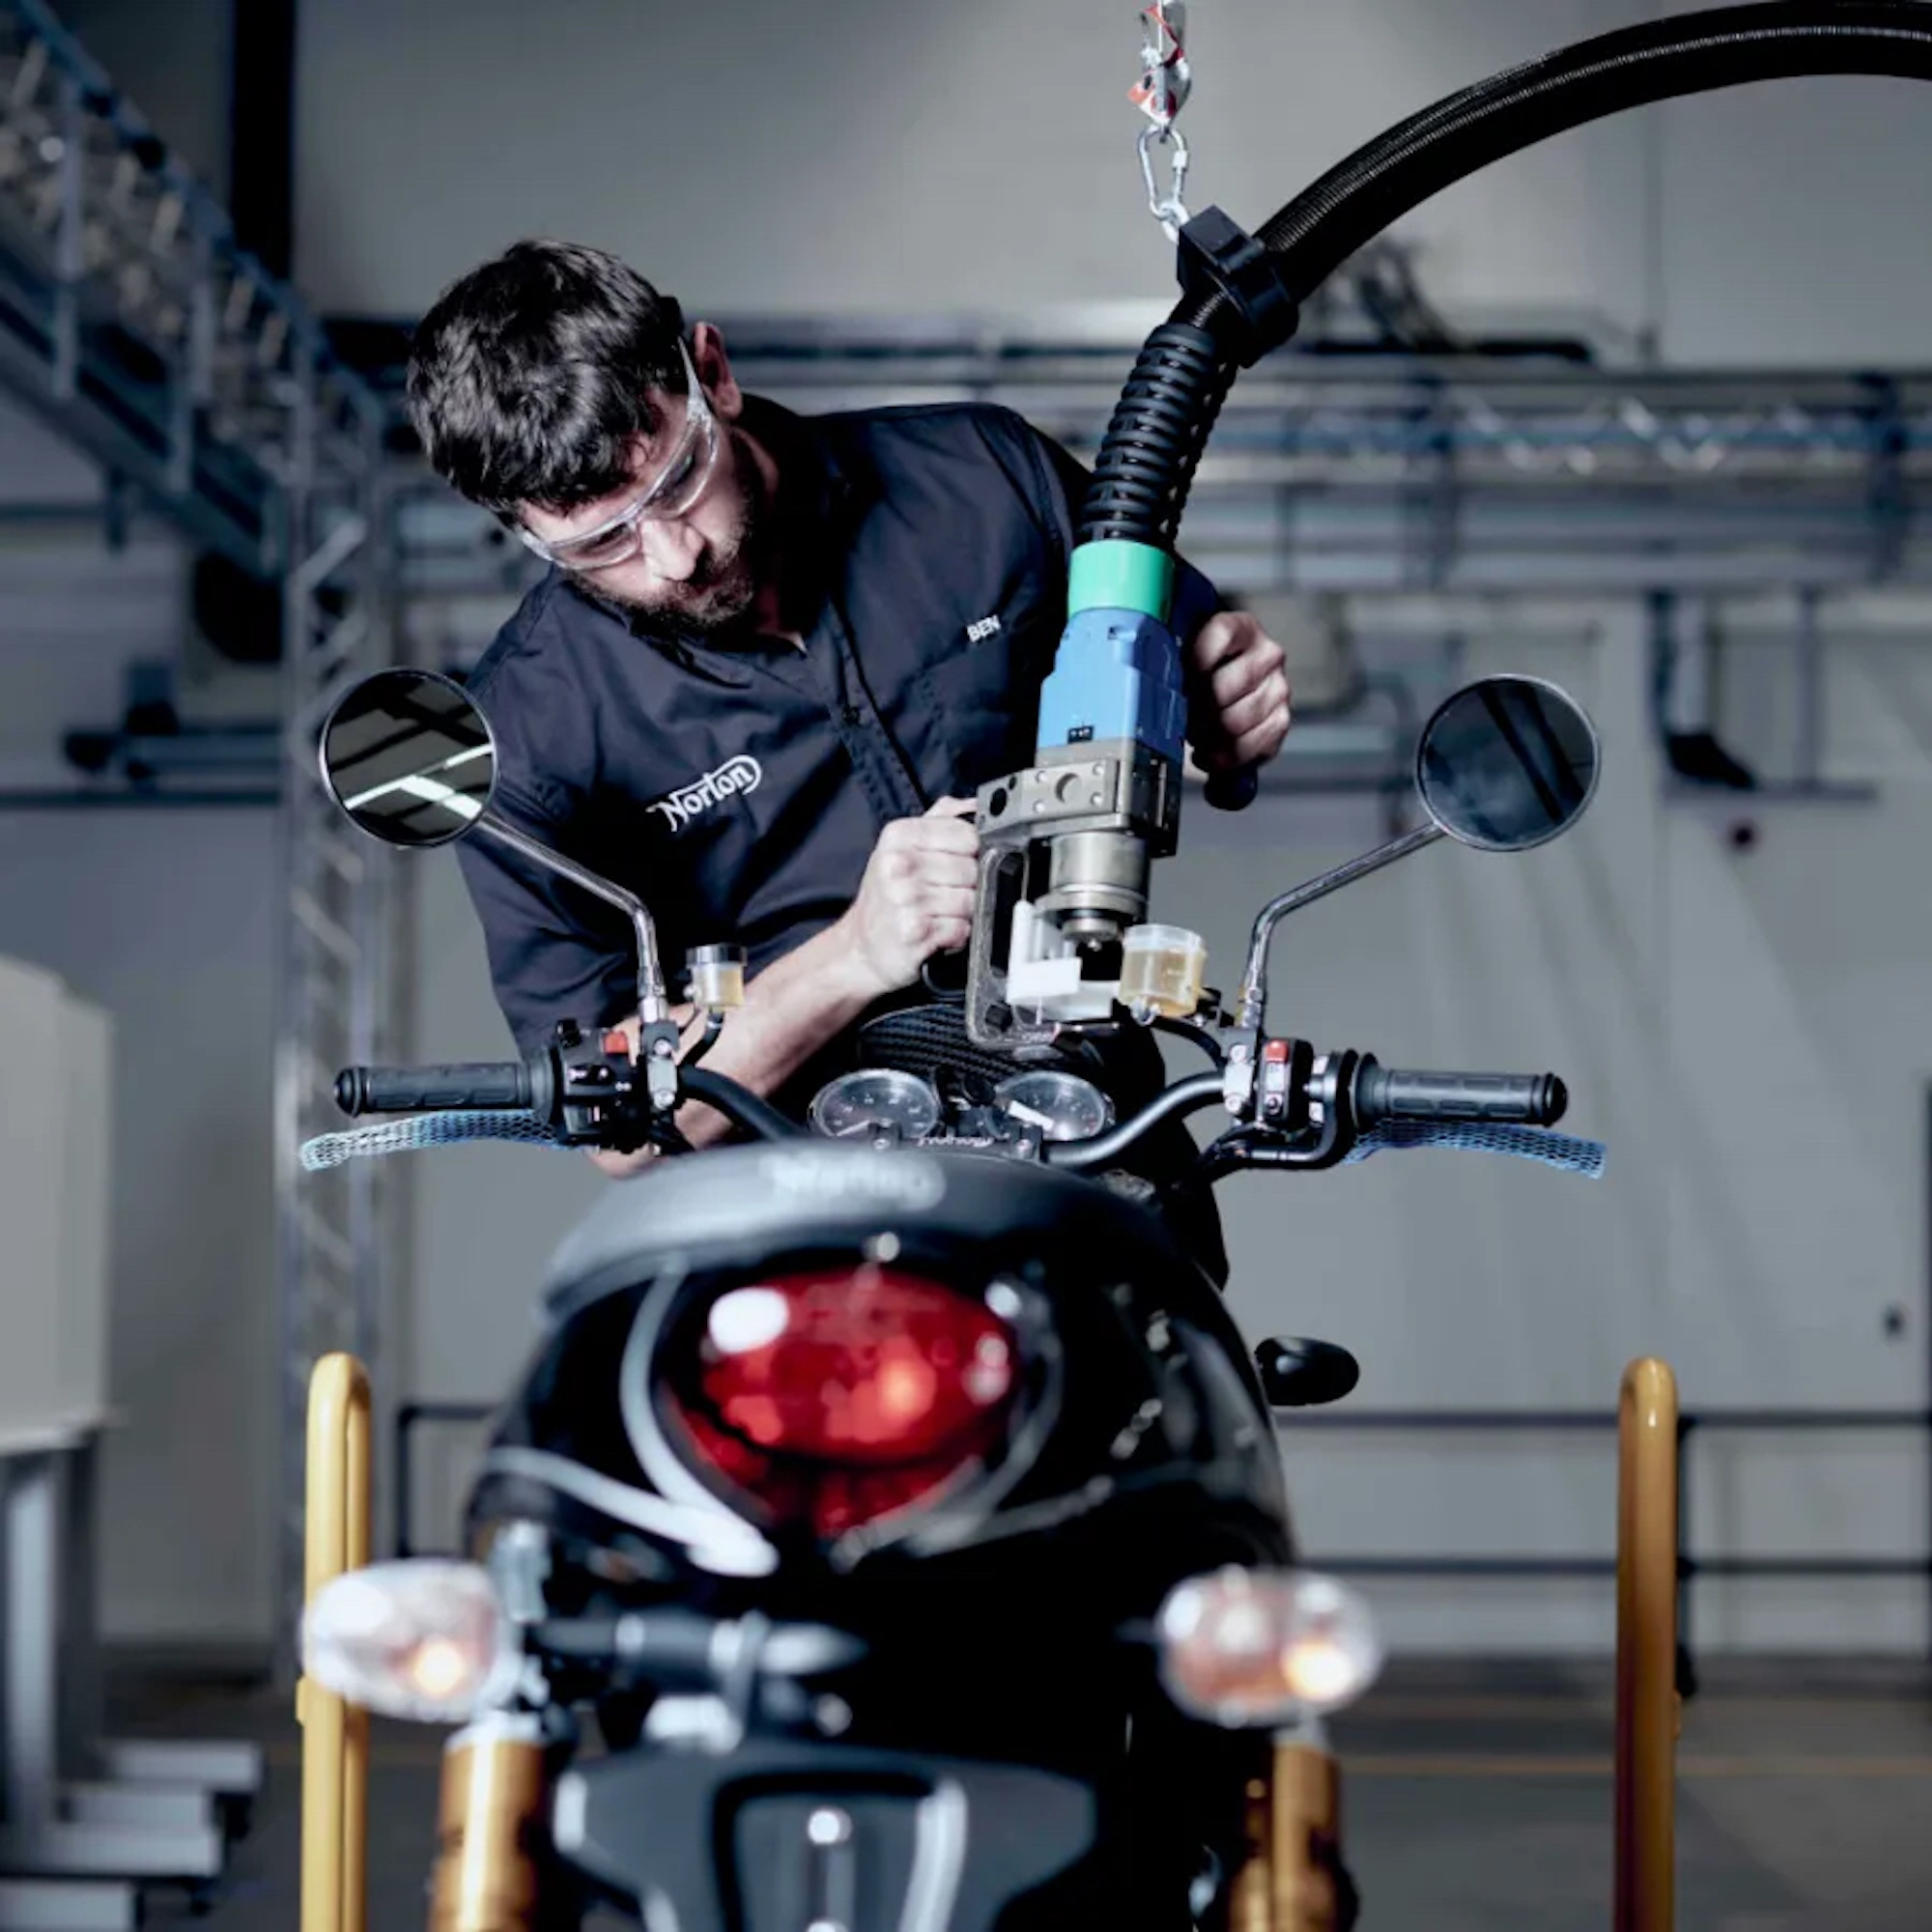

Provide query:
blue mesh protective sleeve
left=300, top=1111, right=562, bottom=1171
left=1343, top=1119, right=1606, bottom=1178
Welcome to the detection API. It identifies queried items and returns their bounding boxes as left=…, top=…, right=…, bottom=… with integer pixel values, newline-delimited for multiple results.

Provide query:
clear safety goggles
left=515, top=338, right=722, bottom=572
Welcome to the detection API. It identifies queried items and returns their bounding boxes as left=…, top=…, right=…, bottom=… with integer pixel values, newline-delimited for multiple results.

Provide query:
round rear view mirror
left=319, top=668, right=497, bottom=848
left=1415, top=675, right=1600, bottom=853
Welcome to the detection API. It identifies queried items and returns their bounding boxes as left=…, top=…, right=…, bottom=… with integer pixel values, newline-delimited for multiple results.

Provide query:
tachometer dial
left=992, top=1070, right=1115, bottom=1144
left=808, top=1068, right=944, bottom=1142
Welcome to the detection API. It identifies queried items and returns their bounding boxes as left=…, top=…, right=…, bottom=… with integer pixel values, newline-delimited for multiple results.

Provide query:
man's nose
left=636, top=517, right=702, bottom=582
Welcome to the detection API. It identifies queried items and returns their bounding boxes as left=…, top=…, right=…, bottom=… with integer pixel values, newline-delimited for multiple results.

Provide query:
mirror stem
left=1235, top=823, right=1443, bottom=1029
left=473, top=813, right=672, bottom=1023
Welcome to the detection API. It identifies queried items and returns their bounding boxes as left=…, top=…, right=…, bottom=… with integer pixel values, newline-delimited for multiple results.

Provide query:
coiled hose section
left=1079, top=323, right=1230, bottom=548
left=1080, top=1, right=1932, bottom=553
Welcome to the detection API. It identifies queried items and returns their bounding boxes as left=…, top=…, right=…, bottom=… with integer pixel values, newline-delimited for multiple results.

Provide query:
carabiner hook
left=1138, top=123, right=1191, bottom=243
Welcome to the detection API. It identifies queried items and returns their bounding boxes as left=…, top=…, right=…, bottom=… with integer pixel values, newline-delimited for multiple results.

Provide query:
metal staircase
left=0, top=0, right=406, bottom=1710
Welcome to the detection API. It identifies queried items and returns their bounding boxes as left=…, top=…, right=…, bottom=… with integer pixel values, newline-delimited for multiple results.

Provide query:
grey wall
left=1157, top=608, right=1932, bottom=1650
left=0, top=394, right=276, bottom=1647
left=0, top=806, right=277, bottom=1644
left=297, top=0, right=1932, bottom=364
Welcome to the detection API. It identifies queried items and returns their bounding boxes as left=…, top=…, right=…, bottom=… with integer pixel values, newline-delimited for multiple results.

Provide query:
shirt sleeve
left=453, top=782, right=644, bottom=1056
left=452, top=619, right=669, bottom=1056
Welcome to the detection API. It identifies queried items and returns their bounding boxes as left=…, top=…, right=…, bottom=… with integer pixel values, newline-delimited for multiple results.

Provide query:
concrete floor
left=98, top=1653, right=1932, bottom=1930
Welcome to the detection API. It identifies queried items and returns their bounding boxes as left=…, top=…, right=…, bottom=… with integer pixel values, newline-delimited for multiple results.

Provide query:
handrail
left=299, top=1353, right=371, bottom=1932
left=1615, top=1358, right=1680, bottom=1932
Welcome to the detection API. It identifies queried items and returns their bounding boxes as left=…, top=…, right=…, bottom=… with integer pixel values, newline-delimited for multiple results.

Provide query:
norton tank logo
left=648, top=755, right=761, bottom=831
left=758, top=1150, right=947, bottom=1211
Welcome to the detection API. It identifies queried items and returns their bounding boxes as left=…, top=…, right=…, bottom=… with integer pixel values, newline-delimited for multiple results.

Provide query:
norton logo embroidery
left=648, top=755, right=761, bottom=831
left=966, top=613, right=1003, bottom=644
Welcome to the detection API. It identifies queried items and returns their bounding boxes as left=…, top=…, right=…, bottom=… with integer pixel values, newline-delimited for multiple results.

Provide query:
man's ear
left=688, top=322, right=744, bottom=423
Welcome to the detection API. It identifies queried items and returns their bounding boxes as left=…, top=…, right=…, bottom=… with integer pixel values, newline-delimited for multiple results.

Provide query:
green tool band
left=1067, top=541, right=1174, bottom=620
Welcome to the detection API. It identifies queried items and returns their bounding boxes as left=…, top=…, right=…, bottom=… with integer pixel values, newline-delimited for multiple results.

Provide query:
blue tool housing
left=1036, top=608, right=1187, bottom=764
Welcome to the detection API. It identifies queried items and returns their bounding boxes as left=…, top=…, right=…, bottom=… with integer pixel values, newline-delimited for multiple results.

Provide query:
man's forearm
left=590, top=912, right=882, bottom=1177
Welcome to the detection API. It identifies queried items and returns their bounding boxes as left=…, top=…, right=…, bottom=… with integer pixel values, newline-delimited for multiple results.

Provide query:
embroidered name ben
left=648, top=755, right=762, bottom=831
left=966, top=613, right=1003, bottom=644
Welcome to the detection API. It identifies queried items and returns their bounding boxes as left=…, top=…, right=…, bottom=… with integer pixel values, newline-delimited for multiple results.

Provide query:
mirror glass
left=320, top=669, right=497, bottom=847
left=1415, top=675, right=1600, bottom=852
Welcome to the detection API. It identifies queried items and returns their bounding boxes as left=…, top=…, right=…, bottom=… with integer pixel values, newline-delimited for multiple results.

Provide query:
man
left=406, top=241, right=1291, bottom=1258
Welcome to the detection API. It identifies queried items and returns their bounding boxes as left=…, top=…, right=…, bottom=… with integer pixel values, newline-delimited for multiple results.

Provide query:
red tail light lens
left=662, top=1264, right=1019, bottom=1539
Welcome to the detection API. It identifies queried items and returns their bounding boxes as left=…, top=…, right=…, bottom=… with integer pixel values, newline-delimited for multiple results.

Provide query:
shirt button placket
left=818, top=608, right=926, bottom=818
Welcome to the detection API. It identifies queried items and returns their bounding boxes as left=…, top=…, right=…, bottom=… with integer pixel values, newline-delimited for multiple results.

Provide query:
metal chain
left=1130, top=2, right=1193, bottom=242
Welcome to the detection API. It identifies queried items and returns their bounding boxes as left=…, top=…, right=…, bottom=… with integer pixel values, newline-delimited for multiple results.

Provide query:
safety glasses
left=515, top=339, right=722, bottom=572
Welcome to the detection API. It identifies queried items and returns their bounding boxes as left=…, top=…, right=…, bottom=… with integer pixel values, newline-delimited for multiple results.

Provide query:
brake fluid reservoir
left=1119, top=923, right=1208, bottom=1021
left=687, top=944, right=747, bottom=1011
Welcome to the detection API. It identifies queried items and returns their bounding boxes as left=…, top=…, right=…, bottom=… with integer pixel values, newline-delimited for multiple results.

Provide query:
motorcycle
left=284, top=1, right=1932, bottom=1918
left=298, top=664, right=1605, bottom=1932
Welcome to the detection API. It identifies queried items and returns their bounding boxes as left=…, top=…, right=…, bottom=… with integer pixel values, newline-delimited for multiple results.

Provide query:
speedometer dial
left=808, top=1068, right=944, bottom=1142
left=992, top=1071, right=1115, bottom=1144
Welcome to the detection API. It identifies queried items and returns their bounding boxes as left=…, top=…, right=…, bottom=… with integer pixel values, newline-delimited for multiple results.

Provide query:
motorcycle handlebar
left=680, top=1066, right=810, bottom=1142
left=1045, top=1056, right=1570, bottom=1178
left=1043, top=1072, right=1228, bottom=1172
left=334, top=1060, right=542, bottom=1117
left=332, top=1053, right=808, bottom=1149
left=1353, top=1063, right=1568, bottom=1128
left=330, top=1046, right=1569, bottom=1168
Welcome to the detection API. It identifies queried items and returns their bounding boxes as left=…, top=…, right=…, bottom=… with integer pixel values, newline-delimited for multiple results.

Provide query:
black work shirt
left=459, top=394, right=1220, bottom=1059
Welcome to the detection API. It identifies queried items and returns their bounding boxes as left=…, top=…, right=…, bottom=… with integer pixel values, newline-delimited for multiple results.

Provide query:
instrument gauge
left=808, top=1068, right=944, bottom=1142
left=992, top=1070, right=1115, bottom=1144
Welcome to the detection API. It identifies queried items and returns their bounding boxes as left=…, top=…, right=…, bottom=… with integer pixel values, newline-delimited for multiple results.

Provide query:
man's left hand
left=1185, top=611, right=1293, bottom=774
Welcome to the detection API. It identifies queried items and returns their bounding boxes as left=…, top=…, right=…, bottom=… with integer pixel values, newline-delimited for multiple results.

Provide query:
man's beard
left=578, top=431, right=769, bottom=638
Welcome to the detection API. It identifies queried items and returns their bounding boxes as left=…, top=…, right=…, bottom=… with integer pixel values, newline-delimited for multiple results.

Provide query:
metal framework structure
left=398, top=320, right=1932, bottom=600
left=0, top=0, right=405, bottom=1674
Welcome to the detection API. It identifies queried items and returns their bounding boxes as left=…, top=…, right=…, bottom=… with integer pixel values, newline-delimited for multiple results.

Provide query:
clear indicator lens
left=300, top=1559, right=511, bottom=1724
left=1155, top=1567, right=1383, bottom=1726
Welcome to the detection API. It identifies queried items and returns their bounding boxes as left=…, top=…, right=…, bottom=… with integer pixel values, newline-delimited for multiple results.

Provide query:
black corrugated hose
left=1080, top=2, right=1932, bottom=553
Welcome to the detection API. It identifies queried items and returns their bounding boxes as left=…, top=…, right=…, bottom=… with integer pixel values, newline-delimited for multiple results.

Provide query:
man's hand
left=837, top=797, right=980, bottom=998
left=1186, top=610, right=1293, bottom=775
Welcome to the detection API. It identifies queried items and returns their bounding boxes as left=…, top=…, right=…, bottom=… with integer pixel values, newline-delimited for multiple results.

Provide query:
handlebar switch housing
left=1259, top=1037, right=1315, bottom=1131
left=554, top=1021, right=638, bottom=1149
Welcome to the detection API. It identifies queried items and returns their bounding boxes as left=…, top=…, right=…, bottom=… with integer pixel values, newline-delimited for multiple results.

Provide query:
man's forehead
left=525, top=403, right=682, bottom=530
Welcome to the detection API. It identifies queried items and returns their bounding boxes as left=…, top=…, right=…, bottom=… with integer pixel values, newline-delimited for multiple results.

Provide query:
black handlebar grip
left=1204, top=764, right=1260, bottom=811
left=335, top=1061, right=537, bottom=1117
left=1354, top=1065, right=1568, bottom=1128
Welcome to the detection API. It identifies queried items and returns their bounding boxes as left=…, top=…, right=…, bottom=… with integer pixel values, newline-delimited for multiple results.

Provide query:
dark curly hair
left=406, top=240, right=688, bottom=515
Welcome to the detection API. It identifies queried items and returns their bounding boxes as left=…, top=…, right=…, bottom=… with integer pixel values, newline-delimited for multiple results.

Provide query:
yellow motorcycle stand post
left=298, top=1351, right=548, bottom=1932
left=299, top=1352, right=372, bottom=1932
left=1615, top=1357, right=1681, bottom=1932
